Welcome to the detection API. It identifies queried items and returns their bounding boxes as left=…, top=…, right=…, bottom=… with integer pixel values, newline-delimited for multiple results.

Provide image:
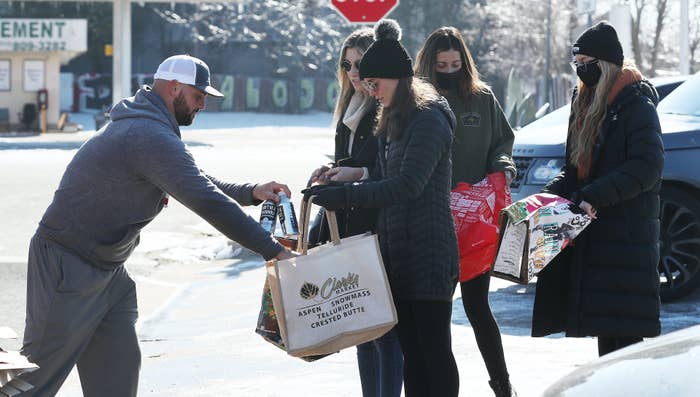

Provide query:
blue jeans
left=356, top=327, right=403, bottom=397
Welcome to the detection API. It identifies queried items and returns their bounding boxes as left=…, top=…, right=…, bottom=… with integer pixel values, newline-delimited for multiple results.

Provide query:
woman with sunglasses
left=414, top=27, right=517, bottom=397
left=532, top=22, right=663, bottom=357
left=306, top=28, right=404, bottom=397
left=308, top=19, right=460, bottom=396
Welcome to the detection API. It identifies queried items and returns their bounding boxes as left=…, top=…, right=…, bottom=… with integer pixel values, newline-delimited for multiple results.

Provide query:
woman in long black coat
left=532, top=21, right=664, bottom=356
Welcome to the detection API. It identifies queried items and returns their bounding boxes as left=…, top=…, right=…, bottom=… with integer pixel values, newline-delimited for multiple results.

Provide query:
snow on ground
left=1, top=111, right=699, bottom=397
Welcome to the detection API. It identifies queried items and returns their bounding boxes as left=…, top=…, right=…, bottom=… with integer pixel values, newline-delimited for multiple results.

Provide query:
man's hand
left=579, top=200, right=597, bottom=219
left=323, top=166, right=364, bottom=183
left=308, top=165, right=331, bottom=186
left=253, top=181, right=291, bottom=203
left=274, top=248, right=299, bottom=260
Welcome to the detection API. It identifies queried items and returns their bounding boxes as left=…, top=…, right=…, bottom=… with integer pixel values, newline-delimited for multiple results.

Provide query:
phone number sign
left=0, top=19, right=87, bottom=52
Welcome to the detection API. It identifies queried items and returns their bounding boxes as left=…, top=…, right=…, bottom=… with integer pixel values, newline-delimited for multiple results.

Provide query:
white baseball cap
left=154, top=55, right=224, bottom=97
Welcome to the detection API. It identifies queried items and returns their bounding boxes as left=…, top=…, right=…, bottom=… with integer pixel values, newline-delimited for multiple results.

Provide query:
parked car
left=510, top=74, right=699, bottom=301
left=542, top=324, right=700, bottom=397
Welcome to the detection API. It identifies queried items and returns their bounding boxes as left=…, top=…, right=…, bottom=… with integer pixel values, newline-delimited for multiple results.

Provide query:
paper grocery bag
left=492, top=193, right=592, bottom=283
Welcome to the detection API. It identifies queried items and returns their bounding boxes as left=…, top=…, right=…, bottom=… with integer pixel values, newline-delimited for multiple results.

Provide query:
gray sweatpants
left=19, top=234, right=140, bottom=397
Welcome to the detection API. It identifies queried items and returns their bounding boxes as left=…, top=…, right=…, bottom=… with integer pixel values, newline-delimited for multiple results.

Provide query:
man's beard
left=173, top=92, right=196, bottom=126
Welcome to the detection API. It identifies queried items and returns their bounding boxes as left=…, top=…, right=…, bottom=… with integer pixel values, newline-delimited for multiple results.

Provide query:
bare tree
left=389, top=0, right=468, bottom=55
left=689, top=1, right=700, bottom=73
left=155, top=1, right=351, bottom=79
left=629, top=0, right=675, bottom=76
left=631, top=0, right=648, bottom=69
left=648, top=0, right=670, bottom=75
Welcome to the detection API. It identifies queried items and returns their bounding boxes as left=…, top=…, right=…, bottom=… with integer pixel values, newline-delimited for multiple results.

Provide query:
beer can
left=277, top=192, right=299, bottom=237
left=259, top=199, right=277, bottom=234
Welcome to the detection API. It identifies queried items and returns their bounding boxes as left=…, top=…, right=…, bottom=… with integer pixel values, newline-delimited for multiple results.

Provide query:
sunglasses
left=341, top=59, right=361, bottom=72
left=570, top=59, right=599, bottom=72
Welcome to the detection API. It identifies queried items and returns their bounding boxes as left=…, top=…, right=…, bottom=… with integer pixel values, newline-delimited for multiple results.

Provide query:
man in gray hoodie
left=19, top=55, right=295, bottom=396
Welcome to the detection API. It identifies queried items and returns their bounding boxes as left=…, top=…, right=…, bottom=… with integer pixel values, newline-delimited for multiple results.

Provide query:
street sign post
left=331, top=0, right=399, bottom=24
left=576, top=0, right=595, bottom=14
left=576, top=0, right=595, bottom=27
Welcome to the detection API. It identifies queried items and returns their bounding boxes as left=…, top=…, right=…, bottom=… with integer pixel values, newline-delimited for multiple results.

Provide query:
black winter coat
left=532, top=80, right=664, bottom=338
left=348, top=98, right=459, bottom=301
left=333, top=105, right=379, bottom=237
left=309, top=105, right=379, bottom=243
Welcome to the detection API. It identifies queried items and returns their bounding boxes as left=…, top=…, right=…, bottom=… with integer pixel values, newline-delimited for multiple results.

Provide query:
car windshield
left=657, top=73, right=700, bottom=116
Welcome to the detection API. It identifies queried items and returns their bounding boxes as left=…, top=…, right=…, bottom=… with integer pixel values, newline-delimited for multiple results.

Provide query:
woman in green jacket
left=415, top=27, right=517, bottom=397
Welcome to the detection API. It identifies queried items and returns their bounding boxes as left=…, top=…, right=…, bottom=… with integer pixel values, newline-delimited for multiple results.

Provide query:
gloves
left=302, top=184, right=348, bottom=210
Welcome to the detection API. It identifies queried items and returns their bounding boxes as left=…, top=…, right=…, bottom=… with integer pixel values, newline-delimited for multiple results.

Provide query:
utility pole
left=680, top=0, right=690, bottom=74
left=545, top=0, right=551, bottom=107
left=113, top=0, right=132, bottom=105
left=577, top=0, right=596, bottom=27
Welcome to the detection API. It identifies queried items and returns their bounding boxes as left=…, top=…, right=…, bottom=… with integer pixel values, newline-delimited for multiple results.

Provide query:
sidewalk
left=0, top=112, right=96, bottom=136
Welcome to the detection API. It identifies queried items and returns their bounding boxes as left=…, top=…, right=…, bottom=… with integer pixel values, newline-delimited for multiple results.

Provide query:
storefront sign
left=0, top=19, right=87, bottom=52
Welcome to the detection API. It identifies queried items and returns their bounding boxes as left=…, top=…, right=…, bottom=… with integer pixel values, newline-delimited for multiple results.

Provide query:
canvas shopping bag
left=450, top=172, right=512, bottom=282
left=491, top=193, right=592, bottom=283
left=264, top=195, right=397, bottom=358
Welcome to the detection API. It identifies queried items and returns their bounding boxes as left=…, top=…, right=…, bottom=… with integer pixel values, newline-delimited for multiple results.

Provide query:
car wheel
left=659, top=186, right=700, bottom=302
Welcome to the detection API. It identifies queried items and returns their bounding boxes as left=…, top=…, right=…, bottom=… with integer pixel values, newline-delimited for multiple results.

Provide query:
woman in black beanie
left=532, top=21, right=663, bottom=356
left=307, top=19, right=460, bottom=397
left=306, top=27, right=404, bottom=397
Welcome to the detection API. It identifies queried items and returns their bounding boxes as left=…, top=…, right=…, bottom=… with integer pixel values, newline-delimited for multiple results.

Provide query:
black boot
left=489, top=379, right=518, bottom=397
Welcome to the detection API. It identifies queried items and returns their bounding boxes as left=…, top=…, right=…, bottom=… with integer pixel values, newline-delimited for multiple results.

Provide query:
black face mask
left=435, top=69, right=463, bottom=91
left=576, top=63, right=601, bottom=87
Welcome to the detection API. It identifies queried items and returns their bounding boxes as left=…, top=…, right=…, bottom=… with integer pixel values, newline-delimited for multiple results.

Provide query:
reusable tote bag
left=265, top=195, right=397, bottom=358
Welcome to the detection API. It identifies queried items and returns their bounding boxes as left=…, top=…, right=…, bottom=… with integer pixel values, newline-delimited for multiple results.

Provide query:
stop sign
left=331, top=0, right=400, bottom=24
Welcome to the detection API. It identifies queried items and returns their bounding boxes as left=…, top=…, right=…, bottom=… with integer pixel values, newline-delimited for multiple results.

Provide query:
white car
left=542, top=324, right=700, bottom=397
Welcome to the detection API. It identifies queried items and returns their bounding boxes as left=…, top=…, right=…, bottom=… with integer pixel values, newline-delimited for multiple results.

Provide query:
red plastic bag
left=450, top=172, right=512, bottom=282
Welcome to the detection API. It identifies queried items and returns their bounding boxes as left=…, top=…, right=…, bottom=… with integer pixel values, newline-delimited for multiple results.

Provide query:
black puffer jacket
left=532, top=79, right=664, bottom=338
left=317, top=105, right=380, bottom=240
left=348, top=98, right=459, bottom=301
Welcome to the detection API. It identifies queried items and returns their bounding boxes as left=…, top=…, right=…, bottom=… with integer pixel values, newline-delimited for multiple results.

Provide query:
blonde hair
left=569, top=59, right=623, bottom=169
left=375, top=77, right=440, bottom=140
left=414, top=26, right=487, bottom=101
left=333, top=28, right=375, bottom=122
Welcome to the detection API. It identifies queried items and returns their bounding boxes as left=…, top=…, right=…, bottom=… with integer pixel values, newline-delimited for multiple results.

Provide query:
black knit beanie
left=359, top=19, right=414, bottom=80
left=572, top=21, right=623, bottom=66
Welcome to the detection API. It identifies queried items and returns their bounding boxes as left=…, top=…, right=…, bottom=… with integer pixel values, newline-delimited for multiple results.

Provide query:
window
left=23, top=59, right=44, bottom=91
